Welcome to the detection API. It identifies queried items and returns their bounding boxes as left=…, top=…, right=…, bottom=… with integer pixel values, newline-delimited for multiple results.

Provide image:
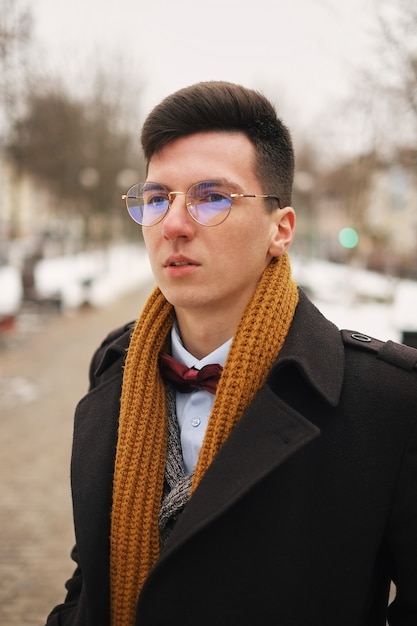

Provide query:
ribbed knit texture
left=110, top=252, right=298, bottom=626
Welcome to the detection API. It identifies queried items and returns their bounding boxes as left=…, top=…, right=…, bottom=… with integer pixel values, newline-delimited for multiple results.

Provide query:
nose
left=161, top=192, right=195, bottom=239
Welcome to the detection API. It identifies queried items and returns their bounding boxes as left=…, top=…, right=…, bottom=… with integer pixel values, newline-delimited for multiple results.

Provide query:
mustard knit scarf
left=110, top=252, right=299, bottom=626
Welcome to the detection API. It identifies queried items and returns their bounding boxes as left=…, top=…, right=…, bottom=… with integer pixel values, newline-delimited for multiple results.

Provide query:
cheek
left=142, top=233, right=161, bottom=275
left=142, top=231, right=157, bottom=255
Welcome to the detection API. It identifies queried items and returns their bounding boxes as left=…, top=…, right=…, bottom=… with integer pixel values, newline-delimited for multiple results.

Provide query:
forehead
left=147, top=131, right=258, bottom=188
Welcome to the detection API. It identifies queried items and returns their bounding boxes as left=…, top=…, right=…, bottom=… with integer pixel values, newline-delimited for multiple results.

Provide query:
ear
left=268, top=206, right=296, bottom=257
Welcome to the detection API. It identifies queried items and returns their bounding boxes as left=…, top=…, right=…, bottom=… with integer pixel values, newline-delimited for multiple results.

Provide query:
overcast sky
left=32, top=0, right=377, bottom=134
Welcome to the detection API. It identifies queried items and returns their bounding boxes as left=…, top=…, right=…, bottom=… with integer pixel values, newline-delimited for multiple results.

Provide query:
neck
left=174, top=308, right=238, bottom=359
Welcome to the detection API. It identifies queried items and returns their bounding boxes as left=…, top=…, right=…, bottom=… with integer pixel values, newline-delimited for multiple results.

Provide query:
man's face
left=142, top=131, right=294, bottom=330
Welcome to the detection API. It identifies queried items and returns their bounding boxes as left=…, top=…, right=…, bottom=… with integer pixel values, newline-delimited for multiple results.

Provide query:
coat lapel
left=160, top=384, right=320, bottom=556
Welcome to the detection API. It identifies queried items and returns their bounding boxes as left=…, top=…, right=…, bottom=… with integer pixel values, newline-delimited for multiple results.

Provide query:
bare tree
left=0, top=0, right=32, bottom=140
left=7, top=66, right=144, bottom=246
left=374, top=0, right=417, bottom=125
left=349, top=0, right=417, bottom=155
left=78, top=63, right=144, bottom=243
left=8, top=86, right=85, bottom=193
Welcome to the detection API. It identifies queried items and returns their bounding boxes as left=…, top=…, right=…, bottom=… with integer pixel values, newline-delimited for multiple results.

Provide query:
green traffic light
left=339, top=227, right=359, bottom=249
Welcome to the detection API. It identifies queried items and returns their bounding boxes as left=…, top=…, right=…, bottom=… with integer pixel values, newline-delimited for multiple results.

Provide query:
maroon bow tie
left=159, top=353, right=223, bottom=394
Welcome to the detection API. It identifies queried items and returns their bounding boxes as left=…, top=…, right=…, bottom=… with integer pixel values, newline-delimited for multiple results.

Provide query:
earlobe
left=268, top=207, right=296, bottom=257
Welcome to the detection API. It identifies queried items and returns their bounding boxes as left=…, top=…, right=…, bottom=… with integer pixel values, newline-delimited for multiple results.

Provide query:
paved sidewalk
left=0, top=282, right=152, bottom=626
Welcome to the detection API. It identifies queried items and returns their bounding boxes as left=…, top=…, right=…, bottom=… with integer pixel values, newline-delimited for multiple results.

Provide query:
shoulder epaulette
left=341, top=329, right=417, bottom=372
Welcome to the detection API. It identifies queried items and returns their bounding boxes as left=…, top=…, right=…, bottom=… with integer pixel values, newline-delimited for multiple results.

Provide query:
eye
left=204, top=191, right=228, bottom=204
left=192, top=182, right=230, bottom=205
left=142, top=185, right=169, bottom=206
left=147, top=193, right=168, bottom=206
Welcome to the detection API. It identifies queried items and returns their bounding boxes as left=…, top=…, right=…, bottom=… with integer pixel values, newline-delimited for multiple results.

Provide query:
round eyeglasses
left=122, top=180, right=281, bottom=227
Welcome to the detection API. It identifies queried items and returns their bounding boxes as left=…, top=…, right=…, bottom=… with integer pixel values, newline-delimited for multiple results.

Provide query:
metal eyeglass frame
left=122, top=181, right=281, bottom=227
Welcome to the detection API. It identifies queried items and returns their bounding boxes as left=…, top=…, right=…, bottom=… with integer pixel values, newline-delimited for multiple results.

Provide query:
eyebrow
left=144, top=178, right=244, bottom=193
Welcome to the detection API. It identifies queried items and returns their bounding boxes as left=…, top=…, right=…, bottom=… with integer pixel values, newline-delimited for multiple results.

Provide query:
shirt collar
left=171, top=322, right=232, bottom=370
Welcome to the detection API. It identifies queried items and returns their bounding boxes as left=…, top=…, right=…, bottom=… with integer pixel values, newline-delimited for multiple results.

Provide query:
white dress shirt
left=170, top=323, right=232, bottom=475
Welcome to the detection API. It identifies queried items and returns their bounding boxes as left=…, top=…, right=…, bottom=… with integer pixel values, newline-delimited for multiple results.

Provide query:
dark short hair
left=141, top=81, right=294, bottom=207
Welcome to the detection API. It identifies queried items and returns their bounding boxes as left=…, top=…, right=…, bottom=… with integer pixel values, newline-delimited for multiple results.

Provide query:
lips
left=170, top=261, right=193, bottom=267
left=164, top=256, right=199, bottom=268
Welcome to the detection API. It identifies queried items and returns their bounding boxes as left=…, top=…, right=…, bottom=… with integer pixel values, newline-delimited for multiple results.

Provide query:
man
left=46, top=81, right=417, bottom=626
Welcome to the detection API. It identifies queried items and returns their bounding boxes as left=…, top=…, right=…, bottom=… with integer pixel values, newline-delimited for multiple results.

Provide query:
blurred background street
left=1, top=1, right=416, bottom=624
left=0, top=280, right=152, bottom=626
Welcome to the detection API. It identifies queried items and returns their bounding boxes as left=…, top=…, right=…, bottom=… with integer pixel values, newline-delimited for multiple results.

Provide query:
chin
left=162, top=288, right=210, bottom=311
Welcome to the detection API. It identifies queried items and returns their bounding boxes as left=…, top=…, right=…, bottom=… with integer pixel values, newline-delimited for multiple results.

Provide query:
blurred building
left=294, top=149, right=417, bottom=278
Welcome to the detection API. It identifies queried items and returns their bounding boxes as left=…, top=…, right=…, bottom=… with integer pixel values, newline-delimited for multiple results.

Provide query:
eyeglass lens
left=125, top=181, right=233, bottom=226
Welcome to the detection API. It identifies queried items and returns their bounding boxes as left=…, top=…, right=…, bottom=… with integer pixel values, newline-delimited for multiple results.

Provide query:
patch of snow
left=0, top=266, right=23, bottom=315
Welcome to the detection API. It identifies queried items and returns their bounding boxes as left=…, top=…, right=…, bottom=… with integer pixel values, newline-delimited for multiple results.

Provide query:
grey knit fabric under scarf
left=159, top=388, right=193, bottom=546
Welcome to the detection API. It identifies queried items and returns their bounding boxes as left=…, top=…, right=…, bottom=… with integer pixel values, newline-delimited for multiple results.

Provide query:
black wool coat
left=45, top=290, right=417, bottom=626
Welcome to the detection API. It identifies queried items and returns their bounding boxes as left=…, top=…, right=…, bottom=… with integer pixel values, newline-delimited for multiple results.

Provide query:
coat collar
left=272, top=289, right=345, bottom=407
left=94, top=321, right=135, bottom=377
